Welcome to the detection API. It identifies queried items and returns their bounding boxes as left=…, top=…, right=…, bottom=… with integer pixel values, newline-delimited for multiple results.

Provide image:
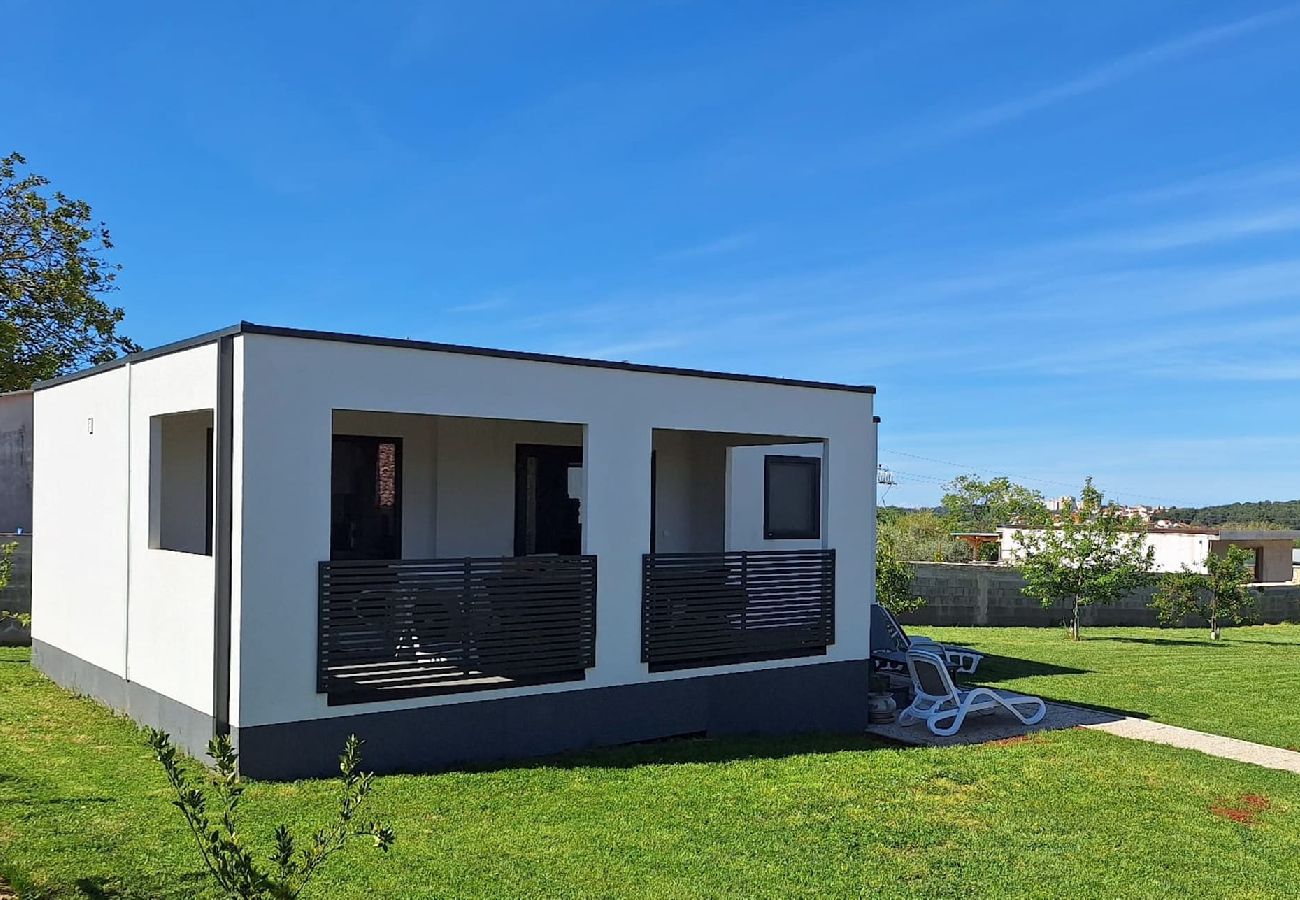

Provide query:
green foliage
left=876, top=531, right=923, bottom=615
left=1151, top=546, right=1258, bottom=640
left=878, top=508, right=966, bottom=562
left=146, top=730, right=394, bottom=899
left=1013, top=478, right=1155, bottom=640
left=0, top=152, right=138, bottom=390
left=1161, top=500, right=1300, bottom=531
left=941, top=474, right=1049, bottom=532
left=0, top=541, right=26, bottom=628
left=7, top=639, right=1300, bottom=897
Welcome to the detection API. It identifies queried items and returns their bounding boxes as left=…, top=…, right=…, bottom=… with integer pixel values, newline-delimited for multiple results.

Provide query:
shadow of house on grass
left=413, top=731, right=904, bottom=777
left=965, top=655, right=1090, bottom=683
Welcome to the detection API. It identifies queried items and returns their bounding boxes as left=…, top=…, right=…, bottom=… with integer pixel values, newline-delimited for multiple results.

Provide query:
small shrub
left=147, top=729, right=394, bottom=899
left=876, top=532, right=924, bottom=616
left=0, top=541, right=26, bottom=628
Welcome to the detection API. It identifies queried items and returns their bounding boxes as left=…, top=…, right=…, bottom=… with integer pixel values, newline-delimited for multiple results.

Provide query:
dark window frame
left=330, top=434, right=404, bottom=561
left=763, top=455, right=822, bottom=540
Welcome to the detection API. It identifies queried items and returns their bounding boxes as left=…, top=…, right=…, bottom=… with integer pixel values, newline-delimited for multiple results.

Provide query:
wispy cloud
left=1101, top=158, right=1300, bottom=207
left=561, top=335, right=689, bottom=360
left=894, top=5, right=1300, bottom=152
left=661, top=232, right=756, bottom=261
left=446, top=296, right=511, bottom=314
left=1076, top=205, right=1300, bottom=253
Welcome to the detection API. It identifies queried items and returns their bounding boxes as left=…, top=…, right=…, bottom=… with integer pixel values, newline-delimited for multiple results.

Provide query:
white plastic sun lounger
left=870, top=602, right=984, bottom=675
left=899, top=649, right=1046, bottom=737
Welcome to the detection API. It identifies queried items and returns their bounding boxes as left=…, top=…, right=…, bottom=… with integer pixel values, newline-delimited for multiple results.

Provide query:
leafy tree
left=941, top=474, right=1049, bottom=533
left=1, top=152, right=138, bottom=390
left=1151, top=545, right=1258, bottom=640
left=147, top=730, right=394, bottom=899
left=878, top=508, right=966, bottom=563
left=876, top=531, right=923, bottom=616
left=1013, top=478, right=1154, bottom=641
left=1160, top=500, right=1300, bottom=531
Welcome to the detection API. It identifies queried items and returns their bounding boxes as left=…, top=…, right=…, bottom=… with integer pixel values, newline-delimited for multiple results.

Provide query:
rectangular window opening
left=149, top=410, right=215, bottom=555
left=331, top=434, right=403, bottom=560
left=763, top=455, right=821, bottom=540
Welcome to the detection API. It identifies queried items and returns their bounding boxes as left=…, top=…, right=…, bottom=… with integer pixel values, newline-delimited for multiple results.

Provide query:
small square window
left=149, top=410, right=215, bottom=555
left=764, top=455, right=821, bottom=540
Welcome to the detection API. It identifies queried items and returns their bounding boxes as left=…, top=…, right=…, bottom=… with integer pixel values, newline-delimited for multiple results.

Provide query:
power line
left=880, top=448, right=1179, bottom=506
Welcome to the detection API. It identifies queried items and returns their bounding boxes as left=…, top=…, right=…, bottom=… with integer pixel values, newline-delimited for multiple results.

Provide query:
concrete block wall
left=0, top=534, right=32, bottom=645
left=901, top=562, right=1300, bottom=628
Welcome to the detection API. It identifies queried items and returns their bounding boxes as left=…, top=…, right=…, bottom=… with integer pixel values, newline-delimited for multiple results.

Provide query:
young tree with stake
left=1013, top=478, right=1154, bottom=641
left=1151, top=545, right=1258, bottom=640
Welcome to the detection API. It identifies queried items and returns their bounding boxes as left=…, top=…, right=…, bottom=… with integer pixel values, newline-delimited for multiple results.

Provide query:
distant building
left=0, top=390, right=33, bottom=533
left=999, top=524, right=1299, bottom=584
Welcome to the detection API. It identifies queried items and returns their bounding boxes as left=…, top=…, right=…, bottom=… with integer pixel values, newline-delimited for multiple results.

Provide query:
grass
left=924, top=624, right=1300, bottom=749
left=2, top=630, right=1300, bottom=898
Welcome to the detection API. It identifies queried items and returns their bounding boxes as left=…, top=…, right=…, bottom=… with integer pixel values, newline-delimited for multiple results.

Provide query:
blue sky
left=4, top=1, right=1300, bottom=507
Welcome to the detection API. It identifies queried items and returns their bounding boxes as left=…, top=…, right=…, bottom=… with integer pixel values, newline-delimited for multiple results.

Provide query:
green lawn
left=3, top=633, right=1300, bottom=899
left=923, top=624, right=1300, bottom=749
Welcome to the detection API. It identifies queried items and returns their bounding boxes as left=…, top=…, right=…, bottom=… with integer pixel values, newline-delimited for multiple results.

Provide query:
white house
left=999, top=525, right=1299, bottom=584
left=31, top=323, right=878, bottom=778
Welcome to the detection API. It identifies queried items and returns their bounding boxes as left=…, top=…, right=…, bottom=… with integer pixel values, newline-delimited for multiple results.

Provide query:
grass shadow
left=966, top=654, right=1090, bottom=682
left=430, top=731, right=902, bottom=777
left=72, top=870, right=208, bottom=900
left=1028, top=696, right=1149, bottom=722
left=1100, top=637, right=1228, bottom=648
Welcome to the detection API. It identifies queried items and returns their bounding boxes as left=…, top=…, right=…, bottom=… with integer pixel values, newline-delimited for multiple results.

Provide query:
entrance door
left=514, top=444, right=582, bottom=556
left=331, top=435, right=403, bottom=560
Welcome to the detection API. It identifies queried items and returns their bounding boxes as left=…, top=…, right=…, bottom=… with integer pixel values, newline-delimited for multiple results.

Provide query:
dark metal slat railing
left=319, top=555, right=597, bottom=704
left=641, top=549, right=835, bottom=671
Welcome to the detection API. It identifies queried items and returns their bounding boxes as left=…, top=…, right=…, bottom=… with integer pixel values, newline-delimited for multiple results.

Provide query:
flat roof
left=33, top=322, right=877, bottom=395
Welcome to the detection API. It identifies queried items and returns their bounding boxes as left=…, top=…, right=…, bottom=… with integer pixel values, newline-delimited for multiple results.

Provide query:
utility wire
left=880, top=449, right=1179, bottom=506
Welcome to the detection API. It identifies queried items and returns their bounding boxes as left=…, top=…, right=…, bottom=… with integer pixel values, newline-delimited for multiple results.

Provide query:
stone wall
left=0, top=534, right=32, bottom=645
left=900, top=561, right=1300, bottom=628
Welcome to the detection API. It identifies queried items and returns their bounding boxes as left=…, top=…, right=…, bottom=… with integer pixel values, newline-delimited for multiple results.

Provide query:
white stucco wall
left=236, top=333, right=875, bottom=728
left=726, top=443, right=826, bottom=552
left=998, top=527, right=1297, bottom=582
left=1144, top=531, right=1212, bottom=573
left=1001, top=528, right=1212, bottom=572
left=125, top=347, right=217, bottom=713
left=433, top=416, right=582, bottom=558
left=32, top=368, right=131, bottom=674
left=32, top=345, right=218, bottom=715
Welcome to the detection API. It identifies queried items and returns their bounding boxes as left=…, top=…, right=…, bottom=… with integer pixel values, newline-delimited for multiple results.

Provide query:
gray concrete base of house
left=236, top=660, right=872, bottom=779
left=903, top=562, right=1300, bottom=628
left=33, top=639, right=871, bottom=780
left=33, top=639, right=215, bottom=762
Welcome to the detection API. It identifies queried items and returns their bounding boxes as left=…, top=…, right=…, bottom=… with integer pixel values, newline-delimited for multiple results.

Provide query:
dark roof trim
left=33, top=324, right=244, bottom=389
left=36, top=322, right=877, bottom=395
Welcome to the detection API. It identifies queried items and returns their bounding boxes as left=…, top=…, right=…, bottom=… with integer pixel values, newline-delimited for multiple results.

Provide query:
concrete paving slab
left=866, top=697, right=1124, bottom=747
left=868, top=693, right=1300, bottom=775
left=1082, top=717, right=1300, bottom=774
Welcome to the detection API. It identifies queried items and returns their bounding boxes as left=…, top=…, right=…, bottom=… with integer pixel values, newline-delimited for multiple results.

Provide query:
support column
left=582, top=418, right=652, bottom=686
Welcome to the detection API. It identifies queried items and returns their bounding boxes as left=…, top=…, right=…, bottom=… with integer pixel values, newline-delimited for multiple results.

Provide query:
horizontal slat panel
left=319, top=555, right=596, bottom=703
left=642, top=549, right=834, bottom=671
